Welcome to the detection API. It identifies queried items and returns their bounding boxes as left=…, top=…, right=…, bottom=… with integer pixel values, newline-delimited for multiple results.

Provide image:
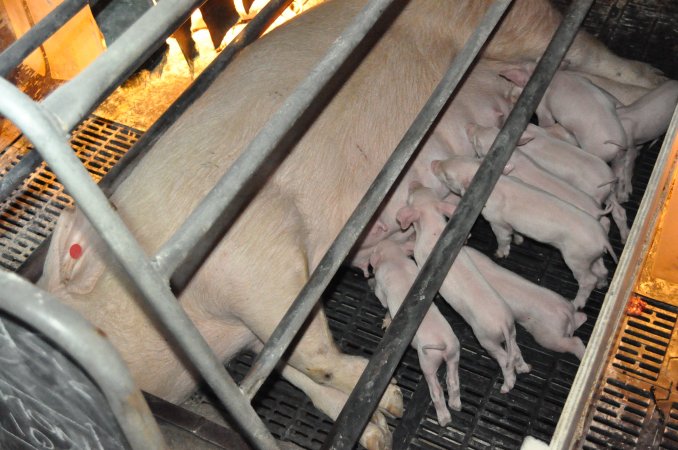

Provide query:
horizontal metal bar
left=0, top=78, right=279, bottom=450
left=0, top=0, right=89, bottom=77
left=323, top=0, right=594, bottom=447
left=152, top=0, right=399, bottom=281
left=240, top=0, right=514, bottom=401
left=42, top=0, right=204, bottom=131
left=0, top=271, right=166, bottom=450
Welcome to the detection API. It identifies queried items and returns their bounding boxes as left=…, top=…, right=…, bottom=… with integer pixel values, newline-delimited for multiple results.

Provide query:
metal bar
left=42, top=0, right=205, bottom=131
left=0, top=0, right=204, bottom=202
left=152, top=0, right=399, bottom=282
left=0, top=0, right=88, bottom=77
left=550, top=107, right=678, bottom=450
left=323, top=0, right=594, bottom=448
left=0, top=270, right=166, bottom=450
left=0, top=78, right=280, bottom=450
left=101, top=0, right=295, bottom=197
left=15, top=1, right=293, bottom=282
left=240, top=0, right=514, bottom=401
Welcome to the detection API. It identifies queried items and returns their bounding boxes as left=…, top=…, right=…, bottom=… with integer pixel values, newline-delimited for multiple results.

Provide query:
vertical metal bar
left=323, top=0, right=594, bottom=448
left=0, top=271, right=166, bottom=450
left=0, top=78, right=280, bottom=450
left=152, top=0, right=399, bottom=281
left=240, top=0, right=514, bottom=401
left=0, top=0, right=89, bottom=77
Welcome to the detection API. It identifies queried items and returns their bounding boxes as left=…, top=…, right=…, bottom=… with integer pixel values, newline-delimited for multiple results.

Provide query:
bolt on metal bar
left=323, top=0, right=594, bottom=448
left=152, top=0, right=399, bottom=280
left=240, top=0, right=514, bottom=400
left=0, top=0, right=89, bottom=77
left=0, top=271, right=167, bottom=450
left=0, top=78, right=280, bottom=450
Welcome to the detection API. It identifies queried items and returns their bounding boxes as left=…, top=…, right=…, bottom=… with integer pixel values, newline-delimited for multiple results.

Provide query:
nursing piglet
left=468, top=123, right=630, bottom=241
left=467, top=124, right=612, bottom=233
left=502, top=64, right=627, bottom=158
left=431, top=156, right=617, bottom=309
left=464, top=247, right=587, bottom=359
left=397, top=184, right=529, bottom=393
left=615, top=80, right=678, bottom=201
left=370, top=240, right=461, bottom=426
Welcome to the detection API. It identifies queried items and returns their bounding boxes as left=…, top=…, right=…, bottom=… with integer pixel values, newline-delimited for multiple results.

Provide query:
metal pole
left=240, top=0, right=514, bottom=400
left=0, top=0, right=203, bottom=202
left=101, top=0, right=295, bottom=197
left=0, top=0, right=292, bottom=204
left=0, top=271, right=167, bottom=450
left=323, top=0, right=594, bottom=448
left=0, top=78, right=280, bottom=450
left=152, top=0, right=400, bottom=284
left=0, top=0, right=89, bottom=77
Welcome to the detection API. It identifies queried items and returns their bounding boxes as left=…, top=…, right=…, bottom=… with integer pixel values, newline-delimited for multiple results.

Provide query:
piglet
left=397, top=184, right=529, bottom=393
left=468, top=123, right=630, bottom=242
left=464, top=247, right=587, bottom=359
left=467, top=124, right=612, bottom=233
left=502, top=64, right=627, bottom=158
left=615, top=80, right=678, bottom=201
left=432, top=156, right=617, bottom=309
left=370, top=239, right=461, bottom=426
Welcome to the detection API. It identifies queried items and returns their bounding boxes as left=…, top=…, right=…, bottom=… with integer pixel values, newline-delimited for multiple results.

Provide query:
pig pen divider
left=0, top=77, right=281, bottom=450
left=0, top=0, right=206, bottom=201
left=0, top=271, right=166, bottom=450
left=323, top=0, right=596, bottom=448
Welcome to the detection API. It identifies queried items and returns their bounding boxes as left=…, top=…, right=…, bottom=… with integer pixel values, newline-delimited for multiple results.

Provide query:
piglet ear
left=500, top=67, right=531, bottom=87
left=368, top=250, right=382, bottom=271
left=517, top=132, right=534, bottom=146
left=396, top=206, right=419, bottom=230
left=502, top=163, right=514, bottom=175
left=437, top=200, right=457, bottom=218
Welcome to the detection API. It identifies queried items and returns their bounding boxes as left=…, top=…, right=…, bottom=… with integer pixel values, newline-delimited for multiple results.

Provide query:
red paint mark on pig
left=69, top=243, right=82, bottom=260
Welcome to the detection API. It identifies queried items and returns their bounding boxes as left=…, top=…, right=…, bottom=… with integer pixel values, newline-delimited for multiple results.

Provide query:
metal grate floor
left=0, top=115, right=142, bottom=271
left=216, top=138, right=661, bottom=449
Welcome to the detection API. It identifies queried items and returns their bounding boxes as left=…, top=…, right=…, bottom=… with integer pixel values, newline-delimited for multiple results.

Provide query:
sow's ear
left=396, top=206, right=420, bottom=230
left=46, top=207, right=106, bottom=295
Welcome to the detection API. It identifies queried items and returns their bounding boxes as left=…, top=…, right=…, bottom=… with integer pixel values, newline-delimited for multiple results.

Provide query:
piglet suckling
left=431, top=156, right=617, bottom=309
left=501, top=64, right=627, bottom=163
left=464, top=247, right=587, bottom=359
left=467, top=124, right=613, bottom=233
left=467, top=123, right=630, bottom=242
left=614, top=79, right=678, bottom=202
left=397, top=184, right=529, bottom=393
left=370, top=239, right=461, bottom=426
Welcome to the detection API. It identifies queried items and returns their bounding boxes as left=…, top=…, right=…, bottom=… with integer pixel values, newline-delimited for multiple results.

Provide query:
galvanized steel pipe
left=0, top=271, right=167, bottom=450
left=323, top=0, right=595, bottom=448
left=153, top=0, right=400, bottom=281
left=0, top=77, right=280, bottom=450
